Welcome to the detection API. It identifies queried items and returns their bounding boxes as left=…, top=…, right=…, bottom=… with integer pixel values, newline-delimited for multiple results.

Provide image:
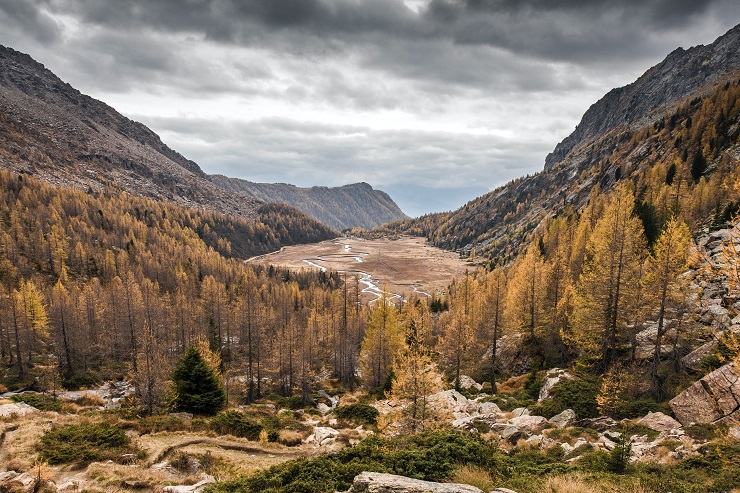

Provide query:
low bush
left=684, top=423, right=724, bottom=441
left=38, top=422, right=139, bottom=465
left=62, top=372, right=100, bottom=391
left=210, top=410, right=263, bottom=440
left=209, top=431, right=498, bottom=493
left=615, top=399, right=663, bottom=420
left=135, top=414, right=195, bottom=434
left=11, top=393, right=62, bottom=412
left=334, top=403, right=379, bottom=425
left=529, top=378, right=599, bottom=419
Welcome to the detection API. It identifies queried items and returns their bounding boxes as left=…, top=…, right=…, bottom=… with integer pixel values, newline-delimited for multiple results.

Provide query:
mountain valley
left=1, top=16, right=740, bottom=493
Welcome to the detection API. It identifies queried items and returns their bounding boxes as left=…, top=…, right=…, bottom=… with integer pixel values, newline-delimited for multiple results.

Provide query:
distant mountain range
left=0, top=45, right=406, bottom=233
left=210, top=176, right=407, bottom=230
left=375, top=22, right=740, bottom=261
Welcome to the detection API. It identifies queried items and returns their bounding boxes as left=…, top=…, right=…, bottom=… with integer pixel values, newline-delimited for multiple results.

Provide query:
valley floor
left=250, top=235, right=471, bottom=302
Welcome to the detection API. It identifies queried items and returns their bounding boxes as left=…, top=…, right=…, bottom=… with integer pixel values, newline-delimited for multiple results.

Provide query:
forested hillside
left=0, top=171, right=345, bottom=393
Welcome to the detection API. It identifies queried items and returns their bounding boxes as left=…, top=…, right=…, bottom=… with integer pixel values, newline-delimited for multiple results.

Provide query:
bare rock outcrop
left=670, top=361, right=740, bottom=425
left=345, top=471, right=486, bottom=493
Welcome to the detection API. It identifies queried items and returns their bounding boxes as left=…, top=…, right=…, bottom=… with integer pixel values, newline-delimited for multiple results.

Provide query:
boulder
left=313, top=426, right=340, bottom=446
left=508, top=415, right=548, bottom=432
left=549, top=409, right=576, bottom=429
left=511, top=407, right=530, bottom=417
left=637, top=412, right=682, bottom=432
left=670, top=362, right=740, bottom=426
left=458, top=375, right=483, bottom=392
left=346, top=471, right=484, bottom=492
left=572, top=417, right=618, bottom=431
left=426, top=390, right=471, bottom=415
left=451, top=413, right=500, bottom=431
left=0, top=401, right=39, bottom=416
left=479, top=402, right=502, bottom=414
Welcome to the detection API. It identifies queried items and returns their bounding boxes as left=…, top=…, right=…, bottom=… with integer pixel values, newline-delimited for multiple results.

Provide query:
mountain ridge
left=545, top=22, right=740, bottom=170
left=210, top=176, right=407, bottom=230
left=0, top=44, right=408, bottom=235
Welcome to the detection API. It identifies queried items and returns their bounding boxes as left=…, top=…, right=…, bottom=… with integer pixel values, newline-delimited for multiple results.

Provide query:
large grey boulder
left=346, top=471, right=484, bottom=493
left=549, top=409, right=576, bottom=429
left=458, top=375, right=483, bottom=392
left=426, top=390, right=471, bottom=415
left=0, top=401, right=39, bottom=416
left=670, top=362, right=740, bottom=426
left=637, top=412, right=682, bottom=432
left=508, top=415, right=548, bottom=433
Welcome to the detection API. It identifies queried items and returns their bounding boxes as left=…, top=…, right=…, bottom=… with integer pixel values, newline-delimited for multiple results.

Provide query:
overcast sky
left=1, top=0, right=739, bottom=212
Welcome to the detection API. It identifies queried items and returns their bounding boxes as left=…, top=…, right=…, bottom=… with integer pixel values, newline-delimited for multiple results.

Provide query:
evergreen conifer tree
left=172, top=345, right=226, bottom=415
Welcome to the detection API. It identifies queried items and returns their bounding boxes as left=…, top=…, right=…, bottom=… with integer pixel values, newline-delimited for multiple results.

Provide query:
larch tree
left=437, top=272, right=479, bottom=389
left=483, top=268, right=506, bottom=393
left=389, top=299, right=441, bottom=432
left=643, top=217, right=692, bottom=397
left=13, top=279, right=49, bottom=376
left=571, top=184, right=646, bottom=371
left=360, top=290, right=403, bottom=391
left=505, top=245, right=547, bottom=362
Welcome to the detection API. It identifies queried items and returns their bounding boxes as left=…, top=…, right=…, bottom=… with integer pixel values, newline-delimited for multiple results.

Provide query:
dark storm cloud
left=1, top=0, right=738, bottom=208
left=0, top=0, right=62, bottom=44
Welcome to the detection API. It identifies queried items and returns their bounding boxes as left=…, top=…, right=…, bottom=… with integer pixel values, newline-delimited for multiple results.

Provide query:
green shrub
left=136, top=414, right=192, bottom=434
left=615, top=399, right=663, bottom=419
left=210, top=410, right=263, bottom=440
left=208, top=431, right=498, bottom=493
left=38, top=423, right=138, bottom=465
left=684, top=423, right=724, bottom=441
left=334, top=404, right=379, bottom=425
left=269, top=395, right=305, bottom=410
left=11, top=393, right=62, bottom=412
left=62, top=372, right=100, bottom=391
left=529, top=378, right=599, bottom=419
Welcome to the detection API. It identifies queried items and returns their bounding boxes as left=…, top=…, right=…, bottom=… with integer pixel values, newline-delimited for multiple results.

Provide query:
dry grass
left=278, top=429, right=305, bottom=446
left=497, top=374, right=530, bottom=393
left=451, top=465, right=496, bottom=492
left=541, top=474, right=648, bottom=493
left=71, top=393, right=105, bottom=407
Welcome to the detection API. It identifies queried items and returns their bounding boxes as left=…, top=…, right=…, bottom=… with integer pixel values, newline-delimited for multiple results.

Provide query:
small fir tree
left=172, top=345, right=226, bottom=415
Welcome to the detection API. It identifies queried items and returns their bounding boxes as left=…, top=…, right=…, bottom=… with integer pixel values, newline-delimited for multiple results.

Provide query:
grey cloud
left=0, top=0, right=62, bottom=45
left=141, top=115, right=551, bottom=189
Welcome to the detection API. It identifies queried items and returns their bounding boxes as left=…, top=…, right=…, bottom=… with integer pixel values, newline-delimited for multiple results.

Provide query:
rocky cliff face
left=211, top=176, right=408, bottom=230
left=0, top=45, right=261, bottom=219
left=545, top=23, right=740, bottom=170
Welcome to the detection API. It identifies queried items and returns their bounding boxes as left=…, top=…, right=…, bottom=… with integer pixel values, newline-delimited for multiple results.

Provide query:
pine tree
left=172, top=345, right=226, bottom=415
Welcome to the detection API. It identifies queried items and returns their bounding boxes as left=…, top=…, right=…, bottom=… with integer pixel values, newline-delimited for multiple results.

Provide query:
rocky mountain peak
left=544, top=22, right=740, bottom=170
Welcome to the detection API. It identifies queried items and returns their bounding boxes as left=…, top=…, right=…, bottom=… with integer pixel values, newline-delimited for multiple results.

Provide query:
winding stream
left=302, top=243, right=430, bottom=303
